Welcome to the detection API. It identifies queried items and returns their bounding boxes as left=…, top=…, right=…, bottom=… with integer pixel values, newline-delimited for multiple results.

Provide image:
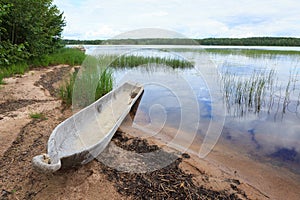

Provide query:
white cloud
left=141, top=11, right=169, bottom=17
left=53, top=0, right=300, bottom=39
left=84, top=25, right=121, bottom=39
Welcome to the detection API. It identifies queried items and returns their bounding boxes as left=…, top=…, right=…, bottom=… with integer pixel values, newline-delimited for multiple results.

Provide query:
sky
left=53, top=0, right=300, bottom=40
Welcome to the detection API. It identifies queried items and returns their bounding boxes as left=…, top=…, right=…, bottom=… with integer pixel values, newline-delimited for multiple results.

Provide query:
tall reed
left=110, top=55, right=193, bottom=69
left=221, top=68, right=300, bottom=119
left=60, top=55, right=114, bottom=107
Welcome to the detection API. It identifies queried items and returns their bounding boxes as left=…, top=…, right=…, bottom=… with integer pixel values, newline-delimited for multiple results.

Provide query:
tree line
left=0, top=0, right=65, bottom=67
left=64, top=37, right=300, bottom=46
left=196, top=37, right=300, bottom=46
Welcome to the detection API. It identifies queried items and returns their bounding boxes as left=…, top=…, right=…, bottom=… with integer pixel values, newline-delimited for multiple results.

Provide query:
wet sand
left=119, top=115, right=300, bottom=200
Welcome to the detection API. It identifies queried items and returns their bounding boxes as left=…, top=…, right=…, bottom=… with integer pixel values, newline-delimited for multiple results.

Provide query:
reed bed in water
left=205, top=48, right=300, bottom=57
left=110, top=55, right=193, bottom=69
left=60, top=54, right=192, bottom=107
left=221, top=68, right=300, bottom=118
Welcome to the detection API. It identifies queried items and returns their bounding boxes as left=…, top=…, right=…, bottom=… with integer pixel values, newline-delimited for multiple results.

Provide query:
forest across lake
left=63, top=37, right=300, bottom=46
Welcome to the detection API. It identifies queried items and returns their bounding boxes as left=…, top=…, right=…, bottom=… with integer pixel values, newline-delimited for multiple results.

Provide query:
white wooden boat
left=32, top=82, right=143, bottom=173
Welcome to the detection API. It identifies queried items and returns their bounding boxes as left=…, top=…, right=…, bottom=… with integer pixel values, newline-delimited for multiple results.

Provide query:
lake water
left=81, top=45, right=300, bottom=174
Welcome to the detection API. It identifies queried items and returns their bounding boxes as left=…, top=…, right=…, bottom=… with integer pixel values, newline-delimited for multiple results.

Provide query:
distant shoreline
left=67, top=44, right=300, bottom=55
left=63, top=37, right=300, bottom=46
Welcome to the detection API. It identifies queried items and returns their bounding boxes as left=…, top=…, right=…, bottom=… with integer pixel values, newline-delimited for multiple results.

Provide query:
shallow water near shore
left=83, top=45, right=300, bottom=176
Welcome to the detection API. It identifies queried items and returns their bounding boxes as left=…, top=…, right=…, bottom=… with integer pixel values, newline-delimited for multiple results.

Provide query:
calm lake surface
left=82, top=45, right=300, bottom=174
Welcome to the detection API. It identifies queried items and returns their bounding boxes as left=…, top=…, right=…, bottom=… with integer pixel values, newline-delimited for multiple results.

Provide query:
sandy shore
left=0, top=65, right=299, bottom=199
left=119, top=115, right=300, bottom=200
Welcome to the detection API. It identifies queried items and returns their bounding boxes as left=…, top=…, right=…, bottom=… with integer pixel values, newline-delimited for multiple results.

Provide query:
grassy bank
left=0, top=48, right=86, bottom=84
left=0, top=63, right=29, bottom=84
left=30, top=48, right=86, bottom=67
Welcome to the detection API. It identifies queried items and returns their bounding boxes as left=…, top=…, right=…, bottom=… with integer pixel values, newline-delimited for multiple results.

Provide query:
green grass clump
left=60, top=55, right=114, bottom=107
left=0, top=62, right=29, bottom=84
left=95, top=68, right=113, bottom=100
left=59, top=70, right=77, bottom=106
left=110, top=55, right=193, bottom=69
left=29, top=112, right=47, bottom=120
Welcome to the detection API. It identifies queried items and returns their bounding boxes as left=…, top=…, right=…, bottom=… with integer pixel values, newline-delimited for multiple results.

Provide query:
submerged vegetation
left=221, top=68, right=300, bottom=119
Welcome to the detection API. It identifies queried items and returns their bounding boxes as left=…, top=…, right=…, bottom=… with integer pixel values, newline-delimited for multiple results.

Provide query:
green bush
left=0, top=0, right=67, bottom=83
left=0, top=41, right=30, bottom=66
